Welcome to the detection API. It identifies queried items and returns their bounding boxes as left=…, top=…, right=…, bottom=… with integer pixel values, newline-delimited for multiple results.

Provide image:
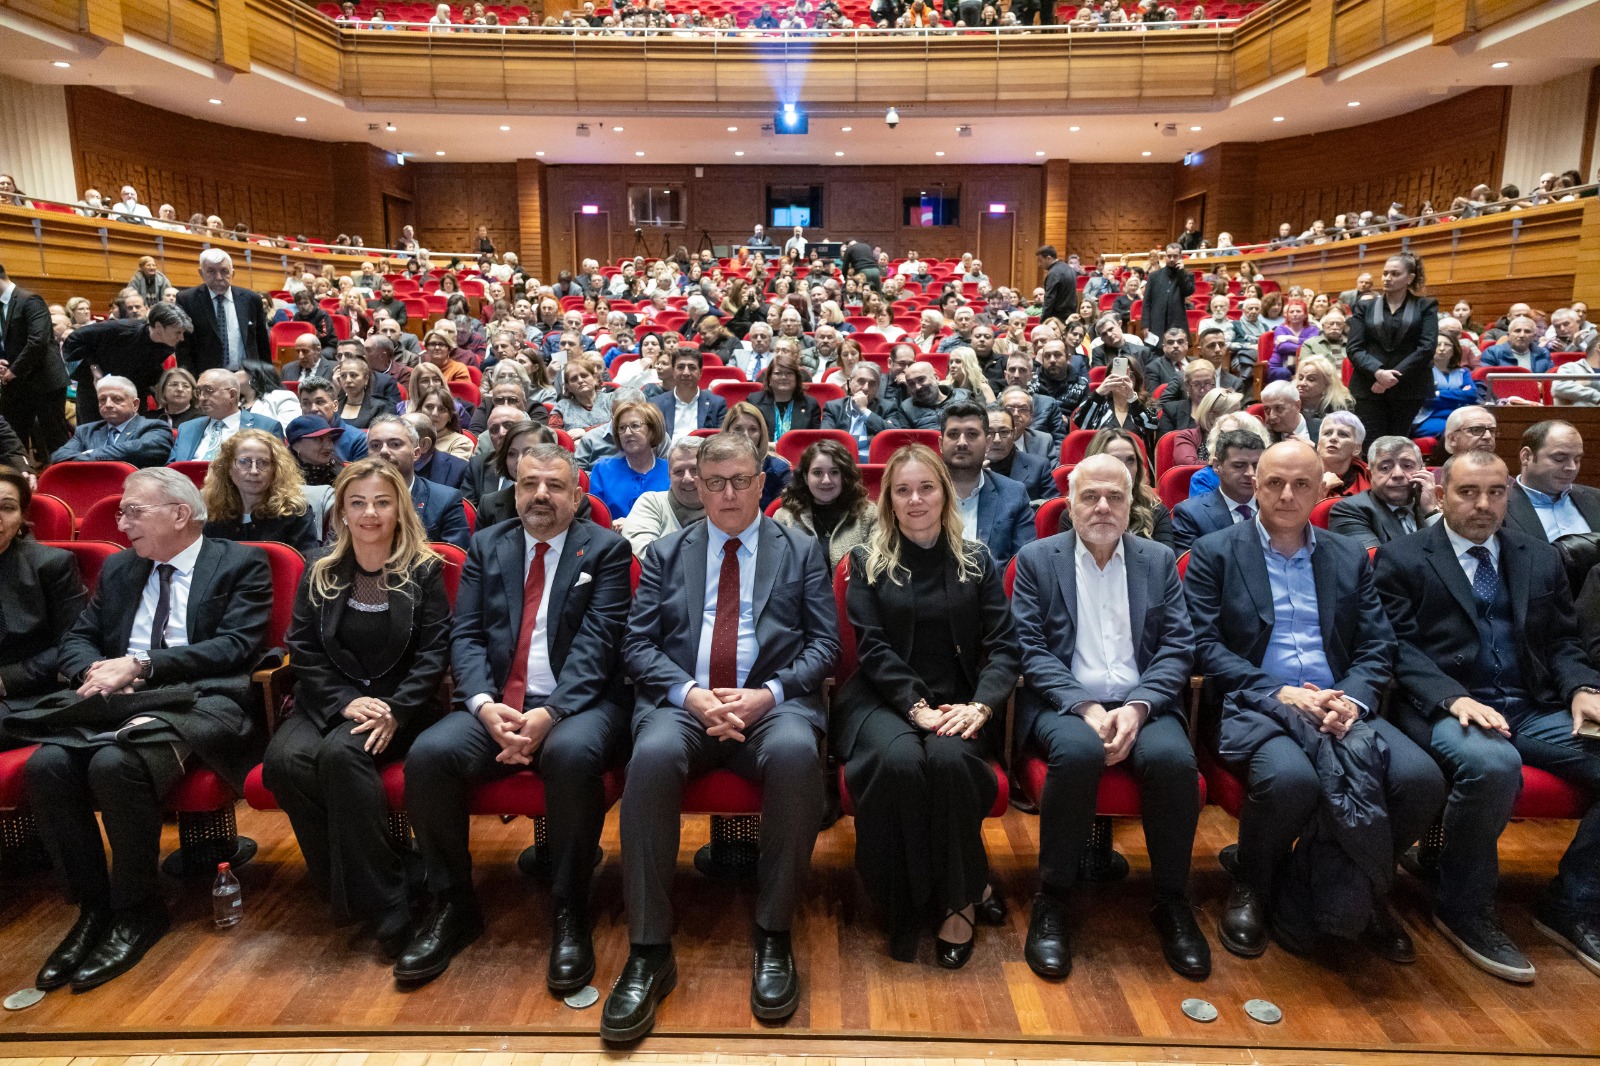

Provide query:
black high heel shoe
left=936, top=908, right=976, bottom=970
left=975, top=882, right=1007, bottom=926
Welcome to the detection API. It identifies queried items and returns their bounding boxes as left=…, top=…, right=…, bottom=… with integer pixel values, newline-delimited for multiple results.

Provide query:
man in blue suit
left=1479, top=315, right=1552, bottom=374
left=49, top=376, right=172, bottom=468
left=366, top=414, right=470, bottom=549
left=604, top=431, right=839, bottom=1043
left=295, top=376, right=370, bottom=461
left=940, top=399, right=1035, bottom=566
left=649, top=349, right=727, bottom=442
left=1170, top=427, right=1266, bottom=553
left=168, top=368, right=283, bottom=463
left=1011, top=454, right=1205, bottom=981
left=406, top=413, right=470, bottom=489
left=983, top=403, right=1054, bottom=503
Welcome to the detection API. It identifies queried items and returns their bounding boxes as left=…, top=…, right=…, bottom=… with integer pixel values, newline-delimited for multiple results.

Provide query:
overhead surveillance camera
left=885, top=107, right=899, bottom=129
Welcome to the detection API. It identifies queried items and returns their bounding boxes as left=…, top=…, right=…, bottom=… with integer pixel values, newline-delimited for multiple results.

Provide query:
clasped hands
left=477, top=701, right=556, bottom=764
left=342, top=696, right=399, bottom=753
left=76, top=656, right=144, bottom=699
left=1370, top=368, right=1401, bottom=394
left=1079, top=701, right=1146, bottom=765
left=908, top=699, right=989, bottom=740
left=686, top=685, right=775, bottom=742
left=1277, top=682, right=1359, bottom=738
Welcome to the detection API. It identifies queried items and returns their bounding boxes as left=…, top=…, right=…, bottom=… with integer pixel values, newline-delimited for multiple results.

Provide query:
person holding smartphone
left=1074, top=354, right=1158, bottom=456
left=1328, top=436, right=1442, bottom=550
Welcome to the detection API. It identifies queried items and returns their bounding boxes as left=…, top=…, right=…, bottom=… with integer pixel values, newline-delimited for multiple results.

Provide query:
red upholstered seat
left=1199, top=748, right=1245, bottom=818
left=0, top=745, right=39, bottom=809
left=868, top=429, right=940, bottom=465
left=167, top=768, right=235, bottom=811
left=1514, top=766, right=1589, bottom=820
left=248, top=761, right=625, bottom=818
left=682, top=768, right=764, bottom=813
left=26, top=494, right=74, bottom=540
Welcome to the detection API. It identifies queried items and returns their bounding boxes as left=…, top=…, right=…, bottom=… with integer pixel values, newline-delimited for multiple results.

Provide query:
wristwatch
left=132, top=651, right=153, bottom=680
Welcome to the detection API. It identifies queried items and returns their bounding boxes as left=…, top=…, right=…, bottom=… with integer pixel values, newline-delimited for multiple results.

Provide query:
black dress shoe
left=750, top=929, right=800, bottom=1020
left=547, top=905, right=595, bottom=995
left=1150, top=900, right=1211, bottom=979
left=974, top=882, right=1007, bottom=926
left=1025, top=893, right=1071, bottom=979
left=601, top=948, right=676, bottom=1043
left=70, top=904, right=169, bottom=993
left=393, top=896, right=483, bottom=984
left=37, top=908, right=112, bottom=991
left=936, top=909, right=976, bottom=970
left=1218, top=881, right=1268, bottom=958
left=1363, top=900, right=1415, bottom=964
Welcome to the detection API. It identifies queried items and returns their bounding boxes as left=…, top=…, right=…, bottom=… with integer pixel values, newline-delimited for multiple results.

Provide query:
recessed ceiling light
left=635, top=151, right=645, bottom=156
left=499, top=124, right=511, bottom=131
left=841, top=126, right=852, bottom=132
left=935, top=151, right=945, bottom=157
left=1347, top=101, right=1360, bottom=107
left=385, top=123, right=396, bottom=131
left=295, top=116, right=307, bottom=122
left=727, top=125, right=738, bottom=132
left=1141, top=151, right=1152, bottom=156
left=208, top=98, right=222, bottom=105
left=734, top=151, right=745, bottom=156
left=1189, top=125, right=1202, bottom=131
left=1068, top=125, right=1080, bottom=132
left=435, top=150, right=445, bottom=156
left=834, top=151, right=844, bottom=157
left=535, top=151, right=545, bottom=156
left=1491, top=60, right=1510, bottom=69
left=1035, top=150, right=1046, bottom=156
left=52, top=61, right=70, bottom=68
left=1272, top=116, right=1285, bottom=122
left=613, top=126, right=624, bottom=132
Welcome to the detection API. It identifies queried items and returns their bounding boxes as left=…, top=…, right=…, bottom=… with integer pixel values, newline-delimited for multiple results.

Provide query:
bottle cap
left=218, top=862, right=231, bottom=872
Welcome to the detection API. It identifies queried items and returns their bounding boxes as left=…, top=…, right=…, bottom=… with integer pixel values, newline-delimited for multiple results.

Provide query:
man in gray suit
left=48, top=376, right=172, bottom=468
left=1010, top=454, right=1207, bottom=981
left=605, top=431, right=840, bottom=1043
left=1329, top=435, right=1442, bottom=550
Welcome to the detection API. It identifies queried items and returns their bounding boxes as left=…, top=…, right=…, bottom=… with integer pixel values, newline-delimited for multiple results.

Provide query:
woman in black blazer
left=751, top=349, right=821, bottom=441
left=261, top=459, right=452, bottom=954
left=333, top=355, right=392, bottom=430
left=0, top=466, right=87, bottom=730
left=835, top=444, right=1021, bottom=969
left=1346, top=252, right=1439, bottom=440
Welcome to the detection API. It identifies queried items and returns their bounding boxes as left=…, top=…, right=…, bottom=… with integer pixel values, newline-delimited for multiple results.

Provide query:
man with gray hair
left=1259, top=379, right=1316, bottom=445
left=16, top=467, right=272, bottom=993
left=1481, top=315, right=1552, bottom=374
left=170, top=367, right=285, bottom=463
left=49, top=376, right=172, bottom=467
left=1301, top=312, right=1348, bottom=369
left=1329, top=435, right=1442, bottom=549
left=175, top=248, right=270, bottom=374
left=1547, top=307, right=1597, bottom=355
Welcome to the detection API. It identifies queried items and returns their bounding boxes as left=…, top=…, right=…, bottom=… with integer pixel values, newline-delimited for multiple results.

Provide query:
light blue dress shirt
left=1255, top=517, right=1335, bottom=691
left=670, top=517, right=786, bottom=708
left=1518, top=478, right=1592, bottom=541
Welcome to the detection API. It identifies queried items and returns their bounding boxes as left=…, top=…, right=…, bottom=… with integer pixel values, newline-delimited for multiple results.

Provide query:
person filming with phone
left=1073, top=352, right=1158, bottom=457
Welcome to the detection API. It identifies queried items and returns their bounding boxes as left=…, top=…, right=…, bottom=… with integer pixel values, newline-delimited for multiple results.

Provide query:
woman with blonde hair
left=944, top=346, right=994, bottom=404
left=202, top=428, right=321, bottom=553
left=261, top=458, right=450, bottom=957
left=835, top=443, right=1019, bottom=967
left=1166, top=386, right=1243, bottom=468
left=720, top=401, right=792, bottom=510
left=1291, top=352, right=1352, bottom=420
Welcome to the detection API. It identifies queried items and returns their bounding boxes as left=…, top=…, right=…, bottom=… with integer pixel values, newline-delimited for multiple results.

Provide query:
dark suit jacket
left=0, top=538, right=87, bottom=701
left=2, top=286, right=65, bottom=394
left=821, top=397, right=889, bottom=437
left=1184, top=519, right=1393, bottom=714
left=410, top=475, right=470, bottom=549
left=169, top=411, right=285, bottom=462
left=976, top=470, right=1038, bottom=566
left=462, top=451, right=507, bottom=507
left=416, top=448, right=469, bottom=490
left=752, top=391, right=821, bottom=437
left=1329, top=489, right=1438, bottom=551
left=0, top=415, right=27, bottom=470
left=1171, top=489, right=1251, bottom=553
left=1011, top=531, right=1193, bottom=743
left=1504, top=480, right=1600, bottom=542
left=62, top=317, right=174, bottom=406
left=1041, top=260, right=1079, bottom=324
left=1373, top=522, right=1600, bottom=727
left=175, top=284, right=271, bottom=374
left=834, top=540, right=1019, bottom=759
left=651, top=389, right=727, bottom=437
left=623, top=516, right=840, bottom=731
left=991, top=447, right=1054, bottom=502
left=452, top=518, right=633, bottom=720
left=50, top=414, right=173, bottom=468
left=285, top=553, right=451, bottom=731
left=1346, top=294, right=1439, bottom=403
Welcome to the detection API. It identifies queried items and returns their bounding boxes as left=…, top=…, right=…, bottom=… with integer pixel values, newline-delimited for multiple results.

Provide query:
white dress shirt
left=671, top=390, right=699, bottom=443
left=197, top=411, right=243, bottom=461
left=467, top=527, right=568, bottom=713
left=672, top=518, right=785, bottom=707
left=128, top=536, right=204, bottom=653
left=1071, top=537, right=1143, bottom=712
left=1446, top=523, right=1500, bottom=584
left=955, top=472, right=984, bottom=543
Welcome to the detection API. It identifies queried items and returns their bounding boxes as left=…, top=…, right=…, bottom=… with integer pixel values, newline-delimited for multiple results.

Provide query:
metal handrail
left=329, top=14, right=1249, bottom=34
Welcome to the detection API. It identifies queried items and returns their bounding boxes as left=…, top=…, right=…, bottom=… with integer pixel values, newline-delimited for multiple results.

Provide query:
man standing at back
left=1036, top=246, right=1078, bottom=325
left=175, top=250, right=270, bottom=373
left=605, top=431, right=839, bottom=1042
left=0, top=263, right=70, bottom=460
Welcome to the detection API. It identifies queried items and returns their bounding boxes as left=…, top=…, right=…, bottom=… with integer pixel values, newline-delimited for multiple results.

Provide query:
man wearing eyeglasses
left=984, top=403, right=1054, bottom=503
left=605, top=430, right=839, bottom=1042
left=1432, top=405, right=1498, bottom=482
left=168, top=368, right=285, bottom=464
left=12, top=467, right=271, bottom=993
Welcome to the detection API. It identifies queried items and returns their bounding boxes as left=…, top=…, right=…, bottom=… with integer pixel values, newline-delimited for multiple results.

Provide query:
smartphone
left=1112, top=356, right=1129, bottom=377
left=1579, top=719, right=1600, bottom=741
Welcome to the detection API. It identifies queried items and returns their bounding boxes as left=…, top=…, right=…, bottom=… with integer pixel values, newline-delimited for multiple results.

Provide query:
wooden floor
left=0, top=805, right=1597, bottom=1060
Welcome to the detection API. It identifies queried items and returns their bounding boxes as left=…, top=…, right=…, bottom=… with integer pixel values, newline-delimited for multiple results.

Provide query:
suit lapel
left=1424, top=522, right=1479, bottom=622
left=1501, top=532, right=1530, bottom=633
left=1308, top=535, right=1341, bottom=655
left=1576, top=487, right=1600, bottom=530
left=1124, top=533, right=1149, bottom=651
left=753, top=518, right=783, bottom=624
left=682, top=522, right=709, bottom=665
left=495, top=525, right=526, bottom=640
left=546, top=521, right=590, bottom=653
left=1054, top=532, right=1080, bottom=645
left=1233, top=526, right=1274, bottom=627
left=112, top=555, right=156, bottom=654
left=186, top=539, right=221, bottom=634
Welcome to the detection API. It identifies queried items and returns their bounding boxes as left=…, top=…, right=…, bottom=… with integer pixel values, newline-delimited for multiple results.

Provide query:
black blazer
left=452, top=517, right=633, bottom=720
left=1184, top=519, right=1393, bottom=715
left=204, top=510, right=322, bottom=556
left=175, top=284, right=272, bottom=374
left=821, top=397, right=889, bottom=436
left=1328, top=489, right=1437, bottom=551
left=1373, top=522, right=1600, bottom=727
left=834, top=540, right=1020, bottom=759
left=0, top=538, right=87, bottom=701
left=1346, top=293, right=1439, bottom=403
left=285, top=553, right=451, bottom=731
left=752, top=390, right=821, bottom=438
left=2, top=286, right=66, bottom=394
left=1504, top=480, right=1600, bottom=542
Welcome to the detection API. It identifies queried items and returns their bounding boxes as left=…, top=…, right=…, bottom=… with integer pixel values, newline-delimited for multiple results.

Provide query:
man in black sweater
left=1036, top=245, right=1079, bottom=324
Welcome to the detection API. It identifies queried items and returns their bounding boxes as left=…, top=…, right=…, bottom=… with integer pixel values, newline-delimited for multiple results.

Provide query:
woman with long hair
left=416, top=387, right=476, bottom=460
left=774, top=439, right=876, bottom=566
left=238, top=360, right=302, bottom=427
left=474, top=420, right=559, bottom=527
left=153, top=366, right=202, bottom=429
left=835, top=444, right=1020, bottom=967
left=261, top=459, right=450, bottom=956
left=0, top=465, right=87, bottom=717
left=945, top=346, right=995, bottom=405
left=293, top=288, right=339, bottom=353
left=1167, top=387, right=1243, bottom=468
left=1069, top=429, right=1176, bottom=547
left=1347, top=252, right=1438, bottom=440
left=202, top=429, right=321, bottom=553
left=720, top=402, right=792, bottom=510
left=1074, top=354, right=1159, bottom=455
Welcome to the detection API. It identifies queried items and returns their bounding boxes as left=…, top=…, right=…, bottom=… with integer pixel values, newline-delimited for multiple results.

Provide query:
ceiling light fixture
left=1189, top=125, right=1202, bottom=131
left=208, top=98, right=222, bottom=105
left=613, top=125, right=624, bottom=131
left=435, top=150, right=445, bottom=156
left=1347, top=100, right=1360, bottom=107
left=1491, top=60, right=1510, bottom=69
left=294, top=116, right=307, bottom=122
left=734, top=150, right=745, bottom=156
left=834, top=151, right=844, bottom=156
left=52, top=61, right=70, bottom=68
left=727, top=125, right=738, bottom=132
left=935, top=151, right=945, bottom=157
left=1035, top=150, right=1046, bottom=156
left=535, top=150, right=545, bottom=156
left=1272, top=115, right=1285, bottom=122
left=635, top=150, right=645, bottom=156
left=1141, top=150, right=1152, bottom=156
left=385, top=122, right=396, bottom=131
left=1068, top=125, right=1080, bottom=132
left=499, top=124, right=511, bottom=131
left=841, top=126, right=852, bottom=132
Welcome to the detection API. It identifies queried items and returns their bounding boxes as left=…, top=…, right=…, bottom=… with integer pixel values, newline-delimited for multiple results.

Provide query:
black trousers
left=261, top=712, right=414, bottom=931
left=25, top=743, right=168, bottom=911
left=405, top=705, right=627, bottom=907
left=843, top=704, right=996, bottom=931
left=1030, top=710, right=1199, bottom=902
left=1352, top=391, right=1427, bottom=443
left=621, top=705, right=823, bottom=945
left=0, top=386, right=70, bottom=463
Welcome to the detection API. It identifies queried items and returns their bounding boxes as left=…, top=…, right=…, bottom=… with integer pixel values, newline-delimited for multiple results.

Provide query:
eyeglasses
left=988, top=427, right=1014, bottom=438
left=617, top=421, right=649, bottom=434
left=698, top=474, right=758, bottom=492
left=116, top=503, right=178, bottom=521
left=233, top=457, right=273, bottom=472
left=1460, top=424, right=1496, bottom=438
left=1002, top=403, right=1032, bottom=415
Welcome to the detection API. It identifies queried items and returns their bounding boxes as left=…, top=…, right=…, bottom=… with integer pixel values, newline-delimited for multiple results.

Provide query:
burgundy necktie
left=708, top=539, right=742, bottom=690
left=501, top=542, right=550, bottom=710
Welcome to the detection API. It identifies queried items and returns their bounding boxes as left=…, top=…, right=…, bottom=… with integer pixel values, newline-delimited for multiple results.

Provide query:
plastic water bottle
left=212, top=862, right=242, bottom=928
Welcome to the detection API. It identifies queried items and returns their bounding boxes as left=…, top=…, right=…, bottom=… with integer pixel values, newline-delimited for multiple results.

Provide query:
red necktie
left=708, top=539, right=742, bottom=691
left=501, top=541, right=550, bottom=710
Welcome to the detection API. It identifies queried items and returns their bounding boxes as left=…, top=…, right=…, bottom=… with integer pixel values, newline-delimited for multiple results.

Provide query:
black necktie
left=149, top=563, right=177, bottom=651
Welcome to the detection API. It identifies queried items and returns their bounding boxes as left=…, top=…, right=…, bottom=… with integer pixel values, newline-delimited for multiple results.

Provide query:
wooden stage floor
left=0, top=805, right=1597, bottom=1061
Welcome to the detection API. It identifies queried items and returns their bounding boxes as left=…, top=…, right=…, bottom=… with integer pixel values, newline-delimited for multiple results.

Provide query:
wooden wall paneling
left=1065, top=163, right=1175, bottom=262
left=410, top=161, right=520, bottom=255
left=515, top=157, right=549, bottom=280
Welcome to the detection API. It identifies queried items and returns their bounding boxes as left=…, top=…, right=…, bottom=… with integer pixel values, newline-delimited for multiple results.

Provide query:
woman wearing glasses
left=201, top=429, right=321, bottom=553
left=587, top=401, right=669, bottom=526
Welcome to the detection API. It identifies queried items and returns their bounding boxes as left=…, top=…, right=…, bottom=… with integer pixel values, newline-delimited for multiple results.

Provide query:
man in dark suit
left=1329, top=435, right=1441, bottom=550
left=168, top=368, right=285, bottom=463
left=1036, top=245, right=1079, bottom=325
left=604, top=431, right=839, bottom=1042
left=63, top=301, right=192, bottom=411
left=174, top=249, right=270, bottom=374
left=821, top=362, right=889, bottom=463
left=405, top=413, right=469, bottom=489
left=984, top=404, right=1054, bottom=502
left=462, top=405, right=528, bottom=506
left=940, top=400, right=1035, bottom=566
left=14, top=468, right=271, bottom=992
left=650, top=348, right=727, bottom=442
left=296, top=376, right=370, bottom=463
left=998, top=384, right=1057, bottom=462
left=1503, top=420, right=1600, bottom=542
left=49, top=376, right=172, bottom=468
left=1142, top=245, right=1196, bottom=341
left=0, top=263, right=70, bottom=460
left=1374, top=449, right=1600, bottom=982
left=1170, top=428, right=1265, bottom=553
left=366, top=414, right=470, bottom=550
left=1012, top=454, right=1206, bottom=980
left=1185, top=440, right=1445, bottom=962
left=396, top=444, right=633, bottom=990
